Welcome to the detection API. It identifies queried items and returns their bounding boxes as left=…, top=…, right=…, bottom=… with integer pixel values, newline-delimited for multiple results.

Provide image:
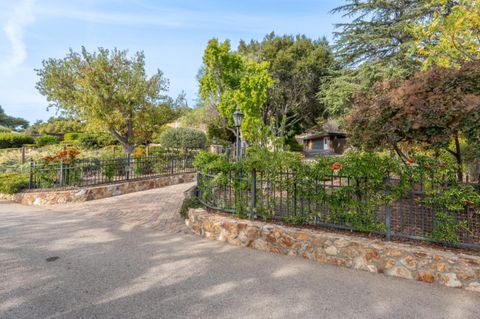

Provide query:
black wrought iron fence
left=197, top=170, right=480, bottom=250
left=29, top=154, right=195, bottom=189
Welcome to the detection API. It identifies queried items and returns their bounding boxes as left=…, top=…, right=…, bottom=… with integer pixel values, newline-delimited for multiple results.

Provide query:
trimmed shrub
left=159, top=127, right=206, bottom=150
left=63, top=132, right=82, bottom=142
left=79, top=133, right=118, bottom=149
left=0, top=173, right=29, bottom=194
left=36, top=135, right=59, bottom=147
left=0, top=133, right=35, bottom=149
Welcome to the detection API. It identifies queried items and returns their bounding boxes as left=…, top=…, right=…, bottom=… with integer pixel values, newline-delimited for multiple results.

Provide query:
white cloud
left=0, top=0, right=36, bottom=73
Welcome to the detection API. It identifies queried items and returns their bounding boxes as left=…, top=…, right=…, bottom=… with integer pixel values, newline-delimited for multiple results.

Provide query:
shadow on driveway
left=0, top=188, right=479, bottom=319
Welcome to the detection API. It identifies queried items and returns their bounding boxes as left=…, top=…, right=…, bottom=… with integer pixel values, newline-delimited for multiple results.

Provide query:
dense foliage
left=158, top=127, right=206, bottom=150
left=238, top=33, right=334, bottom=136
left=412, top=0, right=480, bottom=68
left=63, top=132, right=82, bottom=143
left=78, top=133, right=118, bottom=149
left=347, top=61, right=480, bottom=180
left=0, top=133, right=35, bottom=149
left=0, top=173, right=29, bottom=194
left=194, top=148, right=480, bottom=243
left=199, top=39, right=273, bottom=143
left=35, top=135, right=59, bottom=147
left=331, top=0, right=432, bottom=67
left=27, top=117, right=83, bottom=134
left=318, top=62, right=411, bottom=118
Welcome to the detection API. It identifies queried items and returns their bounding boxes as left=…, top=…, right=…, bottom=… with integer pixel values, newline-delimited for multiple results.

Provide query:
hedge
left=79, top=133, right=118, bottom=149
left=0, top=173, right=29, bottom=194
left=63, top=132, right=82, bottom=142
left=0, top=133, right=35, bottom=149
left=36, top=135, right=59, bottom=147
left=159, top=127, right=206, bottom=150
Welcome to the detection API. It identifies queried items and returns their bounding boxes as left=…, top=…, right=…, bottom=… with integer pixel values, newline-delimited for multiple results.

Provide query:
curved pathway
left=0, top=183, right=479, bottom=319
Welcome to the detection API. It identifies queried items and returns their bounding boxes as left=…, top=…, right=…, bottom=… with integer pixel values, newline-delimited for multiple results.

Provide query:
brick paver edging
left=0, top=173, right=195, bottom=205
left=186, top=208, right=480, bottom=293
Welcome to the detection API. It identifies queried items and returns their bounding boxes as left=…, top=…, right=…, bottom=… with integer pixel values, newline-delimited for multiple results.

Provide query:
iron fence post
left=171, top=157, right=175, bottom=175
left=293, top=180, right=297, bottom=215
left=196, top=171, right=201, bottom=200
left=29, top=158, right=33, bottom=189
left=59, top=160, right=64, bottom=188
left=250, top=169, right=257, bottom=219
left=384, top=175, right=392, bottom=241
left=125, top=153, right=131, bottom=180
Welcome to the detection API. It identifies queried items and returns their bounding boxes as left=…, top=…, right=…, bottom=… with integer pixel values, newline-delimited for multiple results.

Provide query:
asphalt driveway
left=0, top=183, right=479, bottom=319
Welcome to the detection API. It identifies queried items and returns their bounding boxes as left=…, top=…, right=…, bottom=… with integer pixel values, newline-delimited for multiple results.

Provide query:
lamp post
left=232, top=108, right=244, bottom=160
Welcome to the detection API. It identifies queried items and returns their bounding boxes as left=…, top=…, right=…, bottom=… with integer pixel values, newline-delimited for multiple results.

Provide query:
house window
left=323, top=137, right=329, bottom=150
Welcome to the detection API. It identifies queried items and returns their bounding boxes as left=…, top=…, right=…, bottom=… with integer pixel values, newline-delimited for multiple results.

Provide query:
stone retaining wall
left=186, top=208, right=480, bottom=293
left=1, top=173, right=195, bottom=205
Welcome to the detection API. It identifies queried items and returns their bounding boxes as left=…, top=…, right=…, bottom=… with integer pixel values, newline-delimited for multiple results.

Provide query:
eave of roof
left=303, top=132, right=347, bottom=140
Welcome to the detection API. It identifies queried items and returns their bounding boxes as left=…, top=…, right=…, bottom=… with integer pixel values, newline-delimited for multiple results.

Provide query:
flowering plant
left=330, top=162, right=342, bottom=171
left=42, top=148, right=80, bottom=165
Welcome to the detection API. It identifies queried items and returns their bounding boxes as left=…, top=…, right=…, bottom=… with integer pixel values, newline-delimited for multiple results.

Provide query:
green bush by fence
left=79, top=133, right=118, bottom=149
left=0, top=173, right=29, bottom=194
left=194, top=148, right=480, bottom=248
left=159, top=127, right=206, bottom=150
left=63, top=132, right=82, bottom=142
left=0, top=133, right=35, bottom=149
left=36, top=135, right=59, bottom=147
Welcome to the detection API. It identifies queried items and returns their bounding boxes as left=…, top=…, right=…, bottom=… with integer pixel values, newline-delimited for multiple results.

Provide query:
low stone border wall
left=186, top=208, right=480, bottom=293
left=1, top=173, right=195, bottom=205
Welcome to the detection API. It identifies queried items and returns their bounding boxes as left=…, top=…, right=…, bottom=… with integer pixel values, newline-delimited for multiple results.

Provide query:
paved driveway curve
left=0, top=183, right=479, bottom=319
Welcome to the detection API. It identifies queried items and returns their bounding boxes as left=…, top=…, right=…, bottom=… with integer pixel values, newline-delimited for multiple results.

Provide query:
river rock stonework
left=186, top=208, right=480, bottom=293
left=0, top=173, right=195, bottom=205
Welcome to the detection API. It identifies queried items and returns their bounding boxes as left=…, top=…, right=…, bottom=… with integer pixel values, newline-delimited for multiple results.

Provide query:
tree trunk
left=454, top=134, right=463, bottom=182
left=392, top=143, right=408, bottom=164
left=108, top=128, right=135, bottom=155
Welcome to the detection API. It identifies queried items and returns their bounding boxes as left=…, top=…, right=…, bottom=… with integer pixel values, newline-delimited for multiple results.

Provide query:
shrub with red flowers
left=35, top=148, right=82, bottom=187
left=41, top=148, right=80, bottom=165
left=330, top=162, right=342, bottom=171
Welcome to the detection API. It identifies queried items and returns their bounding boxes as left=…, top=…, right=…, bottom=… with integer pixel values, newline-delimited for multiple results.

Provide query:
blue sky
left=0, top=0, right=347, bottom=123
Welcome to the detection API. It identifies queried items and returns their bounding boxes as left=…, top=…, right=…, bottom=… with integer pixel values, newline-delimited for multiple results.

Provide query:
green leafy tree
left=179, top=105, right=209, bottom=129
left=27, top=116, right=84, bottom=134
left=322, top=0, right=435, bottom=119
left=199, top=39, right=273, bottom=143
left=318, top=62, right=410, bottom=118
left=36, top=47, right=175, bottom=153
left=0, top=106, right=29, bottom=131
left=238, top=32, right=334, bottom=136
left=411, top=0, right=480, bottom=68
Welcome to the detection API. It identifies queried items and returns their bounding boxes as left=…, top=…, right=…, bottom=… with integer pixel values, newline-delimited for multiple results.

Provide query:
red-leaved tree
left=347, top=61, right=480, bottom=181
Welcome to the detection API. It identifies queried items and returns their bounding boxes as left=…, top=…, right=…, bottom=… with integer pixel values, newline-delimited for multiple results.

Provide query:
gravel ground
left=0, top=183, right=479, bottom=319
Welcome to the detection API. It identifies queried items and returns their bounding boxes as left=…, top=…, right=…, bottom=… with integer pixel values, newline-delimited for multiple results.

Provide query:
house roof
left=300, top=119, right=347, bottom=140
left=302, top=132, right=347, bottom=140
